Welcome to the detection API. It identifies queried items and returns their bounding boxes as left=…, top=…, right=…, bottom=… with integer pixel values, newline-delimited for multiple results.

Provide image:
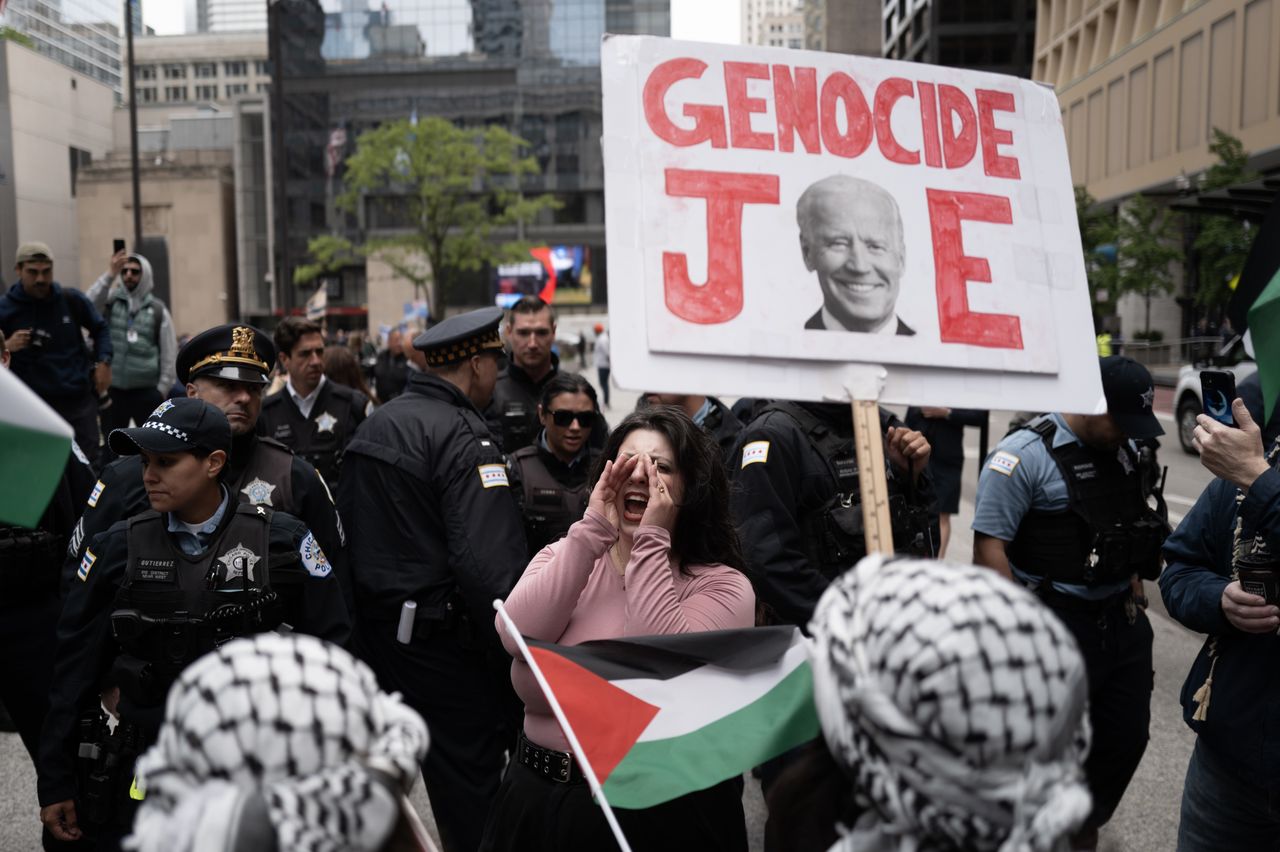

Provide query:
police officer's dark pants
left=1051, top=599, right=1153, bottom=831
left=355, top=624, right=513, bottom=852
left=0, top=592, right=59, bottom=763
left=49, top=393, right=102, bottom=469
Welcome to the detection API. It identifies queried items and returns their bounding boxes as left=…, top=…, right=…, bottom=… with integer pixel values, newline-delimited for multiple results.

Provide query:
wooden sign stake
left=851, top=398, right=895, bottom=555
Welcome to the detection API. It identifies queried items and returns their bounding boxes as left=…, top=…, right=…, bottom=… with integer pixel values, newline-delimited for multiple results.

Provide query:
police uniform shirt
left=972, top=412, right=1131, bottom=600
left=37, top=505, right=349, bottom=808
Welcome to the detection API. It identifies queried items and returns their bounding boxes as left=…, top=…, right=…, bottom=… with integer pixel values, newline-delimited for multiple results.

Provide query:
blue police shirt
left=165, top=486, right=231, bottom=556
left=972, top=413, right=1131, bottom=600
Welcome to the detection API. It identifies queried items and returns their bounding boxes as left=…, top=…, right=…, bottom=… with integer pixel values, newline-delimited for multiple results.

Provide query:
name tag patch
left=478, top=464, right=510, bottom=488
left=988, top=451, right=1021, bottom=477
left=741, top=441, right=770, bottom=468
left=137, top=559, right=176, bottom=583
left=78, top=548, right=97, bottom=582
left=88, top=480, right=106, bottom=507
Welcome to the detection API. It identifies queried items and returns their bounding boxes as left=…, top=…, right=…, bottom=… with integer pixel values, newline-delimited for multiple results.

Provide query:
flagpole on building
left=493, top=600, right=634, bottom=852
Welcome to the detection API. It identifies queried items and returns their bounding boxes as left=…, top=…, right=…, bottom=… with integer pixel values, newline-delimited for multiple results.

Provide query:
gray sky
left=145, top=0, right=740, bottom=42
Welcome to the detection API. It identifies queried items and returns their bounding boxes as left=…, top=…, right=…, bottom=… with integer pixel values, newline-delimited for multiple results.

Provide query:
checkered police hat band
left=424, top=328, right=503, bottom=366
left=142, top=420, right=192, bottom=443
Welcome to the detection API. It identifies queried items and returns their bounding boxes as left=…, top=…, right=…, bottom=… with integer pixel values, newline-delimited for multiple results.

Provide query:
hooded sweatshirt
left=87, top=254, right=177, bottom=394
left=0, top=281, right=111, bottom=402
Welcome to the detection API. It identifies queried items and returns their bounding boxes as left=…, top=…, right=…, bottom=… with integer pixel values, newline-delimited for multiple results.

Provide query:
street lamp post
left=125, top=0, right=142, bottom=248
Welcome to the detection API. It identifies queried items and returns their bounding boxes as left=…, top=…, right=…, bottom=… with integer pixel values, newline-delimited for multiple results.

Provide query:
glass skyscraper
left=270, top=0, right=670, bottom=316
left=0, top=0, right=131, bottom=91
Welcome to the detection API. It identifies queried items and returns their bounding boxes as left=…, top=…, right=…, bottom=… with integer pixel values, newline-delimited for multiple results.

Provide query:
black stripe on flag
left=525, top=625, right=798, bottom=682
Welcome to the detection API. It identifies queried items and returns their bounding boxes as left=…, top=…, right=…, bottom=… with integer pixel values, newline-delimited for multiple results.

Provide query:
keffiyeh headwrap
left=809, top=555, right=1092, bottom=852
left=126, top=633, right=429, bottom=852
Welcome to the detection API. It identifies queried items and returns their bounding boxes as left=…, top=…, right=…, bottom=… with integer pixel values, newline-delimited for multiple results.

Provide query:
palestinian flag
left=525, top=625, right=819, bottom=809
left=0, top=367, right=72, bottom=528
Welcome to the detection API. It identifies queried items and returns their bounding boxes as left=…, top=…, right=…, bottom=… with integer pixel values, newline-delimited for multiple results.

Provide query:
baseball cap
left=108, top=398, right=233, bottom=457
left=14, top=241, right=53, bottom=265
left=1100, top=356, right=1164, bottom=440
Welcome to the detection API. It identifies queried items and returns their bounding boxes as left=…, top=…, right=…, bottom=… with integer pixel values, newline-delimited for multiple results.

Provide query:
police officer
left=65, top=324, right=352, bottom=607
left=258, top=317, right=370, bottom=487
left=337, top=306, right=527, bottom=852
left=972, top=355, right=1168, bottom=850
left=641, top=391, right=743, bottom=463
left=38, top=398, right=350, bottom=848
left=0, top=334, right=95, bottom=777
left=729, top=400, right=936, bottom=628
left=511, top=372, right=603, bottom=556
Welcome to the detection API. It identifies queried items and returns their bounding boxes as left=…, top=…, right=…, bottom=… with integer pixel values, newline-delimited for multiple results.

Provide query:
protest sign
left=602, top=36, right=1105, bottom=412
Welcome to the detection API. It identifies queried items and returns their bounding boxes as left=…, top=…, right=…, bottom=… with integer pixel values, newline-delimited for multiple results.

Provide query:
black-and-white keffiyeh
left=809, top=555, right=1092, bottom=852
left=126, top=633, right=429, bottom=852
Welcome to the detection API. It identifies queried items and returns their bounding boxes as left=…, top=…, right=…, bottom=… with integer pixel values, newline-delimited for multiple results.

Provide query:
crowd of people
left=2, top=238, right=1279, bottom=852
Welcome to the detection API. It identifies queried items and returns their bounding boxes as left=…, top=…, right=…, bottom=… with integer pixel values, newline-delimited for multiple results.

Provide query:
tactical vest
left=261, top=384, right=355, bottom=485
left=227, top=437, right=296, bottom=510
left=1007, top=417, right=1169, bottom=586
left=512, top=445, right=593, bottom=552
left=107, top=295, right=161, bottom=390
left=762, top=402, right=936, bottom=578
left=0, top=523, right=62, bottom=599
left=110, top=504, right=280, bottom=707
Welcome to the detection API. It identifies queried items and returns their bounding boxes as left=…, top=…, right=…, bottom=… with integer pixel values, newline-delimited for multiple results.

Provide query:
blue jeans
left=1178, top=739, right=1280, bottom=851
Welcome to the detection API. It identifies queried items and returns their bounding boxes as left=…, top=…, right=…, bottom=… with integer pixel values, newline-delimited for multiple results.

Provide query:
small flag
left=1228, top=196, right=1280, bottom=334
left=522, top=625, right=819, bottom=809
left=0, top=368, right=73, bottom=527
left=1248, top=267, right=1280, bottom=423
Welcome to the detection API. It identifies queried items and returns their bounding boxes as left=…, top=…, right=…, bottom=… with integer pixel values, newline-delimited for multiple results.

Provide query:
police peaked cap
left=177, top=324, right=276, bottom=385
left=413, top=307, right=505, bottom=367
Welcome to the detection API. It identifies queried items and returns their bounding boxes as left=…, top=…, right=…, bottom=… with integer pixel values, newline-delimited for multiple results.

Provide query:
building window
left=163, top=64, right=186, bottom=79
left=194, top=62, right=217, bottom=78
left=254, top=60, right=269, bottom=75
left=165, top=85, right=188, bottom=101
left=136, top=86, right=157, bottom=103
left=69, top=146, right=91, bottom=197
left=226, top=83, right=248, bottom=97
left=196, top=84, right=218, bottom=100
left=256, top=82, right=269, bottom=93
left=224, top=61, right=247, bottom=76
left=136, top=64, right=156, bottom=80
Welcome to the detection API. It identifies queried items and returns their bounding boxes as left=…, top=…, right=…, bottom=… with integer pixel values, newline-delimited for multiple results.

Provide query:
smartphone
left=112, top=238, right=126, bottom=254
left=1200, top=370, right=1237, bottom=427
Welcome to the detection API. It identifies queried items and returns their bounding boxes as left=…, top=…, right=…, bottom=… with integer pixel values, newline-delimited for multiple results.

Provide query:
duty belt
left=517, top=732, right=584, bottom=784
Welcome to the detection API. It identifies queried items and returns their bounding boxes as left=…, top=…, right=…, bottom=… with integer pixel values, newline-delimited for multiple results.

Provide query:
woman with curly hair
left=480, top=407, right=755, bottom=851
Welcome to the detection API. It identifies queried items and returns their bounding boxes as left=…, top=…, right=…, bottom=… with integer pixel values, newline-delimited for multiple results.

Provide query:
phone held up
left=112, top=238, right=126, bottom=255
left=1200, top=370, right=1238, bottom=427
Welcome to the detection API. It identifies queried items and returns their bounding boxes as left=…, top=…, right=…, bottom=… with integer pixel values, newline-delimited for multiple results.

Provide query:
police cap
left=177, top=324, right=276, bottom=385
left=413, top=307, right=506, bottom=367
left=1100, top=355, right=1164, bottom=440
left=108, top=397, right=232, bottom=457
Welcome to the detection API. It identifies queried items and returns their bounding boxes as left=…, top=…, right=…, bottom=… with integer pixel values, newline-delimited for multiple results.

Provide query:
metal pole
left=125, top=0, right=142, bottom=248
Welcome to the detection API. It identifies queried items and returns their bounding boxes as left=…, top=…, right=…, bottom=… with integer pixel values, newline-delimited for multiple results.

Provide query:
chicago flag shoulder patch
left=741, top=441, right=770, bottom=468
left=988, top=450, right=1021, bottom=477
left=478, top=464, right=510, bottom=488
left=78, top=548, right=97, bottom=582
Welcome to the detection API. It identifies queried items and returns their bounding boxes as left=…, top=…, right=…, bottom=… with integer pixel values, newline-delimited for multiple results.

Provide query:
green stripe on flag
left=1249, top=267, right=1280, bottom=424
left=0, top=419, right=70, bottom=528
left=601, top=661, right=820, bottom=809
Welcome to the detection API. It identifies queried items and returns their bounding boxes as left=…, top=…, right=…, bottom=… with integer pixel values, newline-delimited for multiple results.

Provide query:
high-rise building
left=759, top=10, right=805, bottom=49
left=270, top=0, right=672, bottom=330
left=129, top=31, right=269, bottom=109
left=883, top=0, right=1036, bottom=78
left=192, top=0, right=268, bottom=33
left=0, top=0, right=130, bottom=91
left=742, top=0, right=800, bottom=45
left=802, top=0, right=880, bottom=55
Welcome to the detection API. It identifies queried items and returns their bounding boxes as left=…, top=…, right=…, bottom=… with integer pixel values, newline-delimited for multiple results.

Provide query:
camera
left=29, top=328, right=52, bottom=349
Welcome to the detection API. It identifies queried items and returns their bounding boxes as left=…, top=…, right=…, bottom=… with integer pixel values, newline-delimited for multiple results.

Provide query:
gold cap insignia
left=231, top=326, right=257, bottom=357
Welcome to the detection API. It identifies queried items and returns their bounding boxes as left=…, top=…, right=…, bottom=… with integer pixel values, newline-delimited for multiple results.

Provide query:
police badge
left=241, top=477, right=276, bottom=506
left=314, top=411, right=338, bottom=434
left=217, top=543, right=260, bottom=584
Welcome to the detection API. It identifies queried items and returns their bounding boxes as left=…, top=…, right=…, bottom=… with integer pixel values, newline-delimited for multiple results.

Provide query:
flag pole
left=493, top=600, right=634, bottom=852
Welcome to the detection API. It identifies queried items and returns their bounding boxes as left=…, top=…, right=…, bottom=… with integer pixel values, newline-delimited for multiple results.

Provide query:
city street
left=0, top=391, right=1216, bottom=851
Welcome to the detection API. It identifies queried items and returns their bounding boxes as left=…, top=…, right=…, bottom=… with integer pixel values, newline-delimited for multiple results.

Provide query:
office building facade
left=883, top=0, right=1037, bottom=77
left=802, top=0, right=881, bottom=55
left=0, top=0, right=129, bottom=91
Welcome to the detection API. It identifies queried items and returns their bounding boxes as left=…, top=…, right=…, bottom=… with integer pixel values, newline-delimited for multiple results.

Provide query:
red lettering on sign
left=917, top=81, right=943, bottom=168
left=772, top=65, right=819, bottom=154
left=926, top=189, right=1023, bottom=349
left=938, top=85, right=977, bottom=169
left=873, top=78, right=918, bottom=165
left=724, top=62, right=774, bottom=150
left=642, top=58, right=728, bottom=148
left=976, top=89, right=1021, bottom=179
left=819, top=72, right=872, bottom=159
left=662, top=169, right=781, bottom=324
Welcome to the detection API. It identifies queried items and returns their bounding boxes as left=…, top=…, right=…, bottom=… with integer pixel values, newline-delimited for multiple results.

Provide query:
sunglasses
left=549, top=409, right=595, bottom=427
left=121, top=268, right=143, bottom=276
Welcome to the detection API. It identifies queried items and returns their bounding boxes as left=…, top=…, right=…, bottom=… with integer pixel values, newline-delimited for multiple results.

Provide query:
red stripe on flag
left=529, top=646, right=660, bottom=783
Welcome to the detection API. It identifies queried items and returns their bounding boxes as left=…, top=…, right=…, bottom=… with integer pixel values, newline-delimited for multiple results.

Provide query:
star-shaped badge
left=217, top=543, right=260, bottom=584
left=315, top=411, right=337, bottom=434
left=1140, top=387, right=1155, bottom=410
left=241, top=477, right=276, bottom=506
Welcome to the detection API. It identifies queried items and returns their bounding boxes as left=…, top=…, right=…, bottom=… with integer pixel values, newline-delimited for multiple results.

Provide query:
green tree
left=294, top=234, right=358, bottom=288
left=0, top=26, right=35, bottom=48
left=1114, top=194, right=1181, bottom=336
left=331, top=117, right=558, bottom=317
left=1075, top=185, right=1117, bottom=314
left=1193, top=129, right=1257, bottom=311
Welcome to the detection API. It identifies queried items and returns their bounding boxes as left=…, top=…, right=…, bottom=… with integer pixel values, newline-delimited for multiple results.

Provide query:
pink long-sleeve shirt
left=498, top=508, right=756, bottom=751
